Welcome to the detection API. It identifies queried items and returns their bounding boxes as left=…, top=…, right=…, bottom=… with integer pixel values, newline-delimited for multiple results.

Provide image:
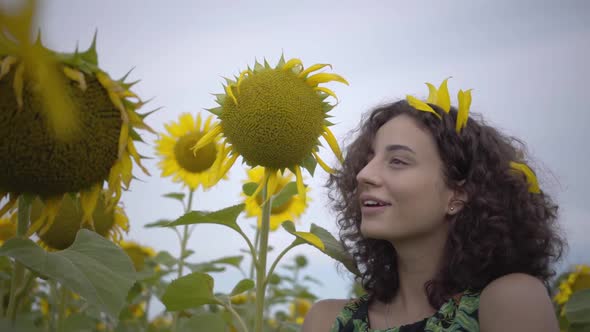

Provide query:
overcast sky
left=21, top=0, right=590, bottom=315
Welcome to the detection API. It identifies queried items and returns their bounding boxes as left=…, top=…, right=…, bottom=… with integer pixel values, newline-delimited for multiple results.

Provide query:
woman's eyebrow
left=385, top=144, right=415, bottom=154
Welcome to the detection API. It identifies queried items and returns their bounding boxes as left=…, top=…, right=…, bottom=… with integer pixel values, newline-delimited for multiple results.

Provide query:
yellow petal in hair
left=456, top=89, right=472, bottom=133
left=406, top=95, right=442, bottom=119
left=436, top=77, right=451, bottom=113
left=509, top=162, right=540, bottom=193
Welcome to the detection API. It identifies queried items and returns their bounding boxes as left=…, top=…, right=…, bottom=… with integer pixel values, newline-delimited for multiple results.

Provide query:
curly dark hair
left=327, top=99, right=566, bottom=308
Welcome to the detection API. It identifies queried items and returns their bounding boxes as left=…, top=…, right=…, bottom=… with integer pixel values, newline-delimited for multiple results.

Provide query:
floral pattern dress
left=330, top=291, right=480, bottom=332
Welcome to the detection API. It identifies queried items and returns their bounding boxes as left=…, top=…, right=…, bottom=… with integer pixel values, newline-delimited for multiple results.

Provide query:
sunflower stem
left=223, top=300, right=249, bottom=332
left=172, top=189, right=195, bottom=331
left=56, top=284, right=68, bottom=332
left=264, top=243, right=298, bottom=288
left=6, top=195, right=32, bottom=322
left=254, top=173, right=271, bottom=332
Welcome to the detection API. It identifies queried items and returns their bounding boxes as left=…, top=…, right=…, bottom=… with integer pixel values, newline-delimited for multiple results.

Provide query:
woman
left=303, top=80, right=565, bottom=331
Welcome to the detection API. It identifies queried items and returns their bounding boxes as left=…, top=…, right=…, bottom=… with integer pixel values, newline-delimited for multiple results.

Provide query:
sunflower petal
left=306, top=73, right=349, bottom=87
left=63, top=66, right=87, bottom=91
left=0, top=194, right=18, bottom=218
left=406, top=95, right=442, bottom=119
left=456, top=89, right=472, bottom=133
left=425, top=82, right=437, bottom=104
left=12, top=63, right=25, bottom=109
left=295, top=166, right=306, bottom=203
left=282, top=58, right=303, bottom=72
left=298, top=63, right=332, bottom=79
left=313, top=87, right=338, bottom=103
left=216, top=152, right=238, bottom=184
left=313, top=151, right=336, bottom=174
left=192, top=124, right=222, bottom=153
left=321, top=126, right=344, bottom=163
left=0, top=56, right=18, bottom=80
left=27, top=195, right=64, bottom=237
left=436, top=78, right=451, bottom=113
left=225, top=84, right=238, bottom=105
left=80, top=184, right=101, bottom=226
left=236, top=69, right=253, bottom=93
left=510, top=162, right=540, bottom=193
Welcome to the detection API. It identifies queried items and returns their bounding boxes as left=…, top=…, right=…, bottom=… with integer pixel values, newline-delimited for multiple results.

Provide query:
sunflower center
left=0, top=65, right=121, bottom=196
left=220, top=69, right=325, bottom=169
left=174, top=131, right=218, bottom=173
left=31, top=195, right=115, bottom=250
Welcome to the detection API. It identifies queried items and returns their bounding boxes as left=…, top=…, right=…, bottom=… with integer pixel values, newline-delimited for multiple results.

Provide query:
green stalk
left=56, top=285, right=68, bottom=332
left=254, top=175, right=271, bottom=332
left=6, top=195, right=32, bottom=321
left=172, top=189, right=195, bottom=331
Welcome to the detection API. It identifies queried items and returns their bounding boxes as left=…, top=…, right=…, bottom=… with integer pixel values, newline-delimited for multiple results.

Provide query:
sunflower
left=192, top=56, right=348, bottom=201
left=119, top=240, right=157, bottom=272
left=243, top=167, right=309, bottom=231
left=554, top=265, right=590, bottom=307
left=29, top=192, right=129, bottom=250
left=0, top=2, right=153, bottom=237
left=0, top=215, right=16, bottom=245
left=155, top=113, right=230, bottom=190
left=289, top=298, right=312, bottom=325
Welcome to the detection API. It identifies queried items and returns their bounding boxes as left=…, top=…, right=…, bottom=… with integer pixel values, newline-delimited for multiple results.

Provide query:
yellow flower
left=192, top=56, right=348, bottom=201
left=290, top=298, right=312, bottom=323
left=0, top=215, right=16, bottom=245
left=29, top=193, right=129, bottom=250
left=155, top=113, right=230, bottom=190
left=243, top=167, right=309, bottom=231
left=553, top=265, right=590, bottom=308
left=119, top=240, right=157, bottom=271
left=0, top=3, right=153, bottom=238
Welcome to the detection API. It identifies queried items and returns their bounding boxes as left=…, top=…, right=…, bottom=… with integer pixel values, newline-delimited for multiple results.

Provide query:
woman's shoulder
left=301, top=298, right=354, bottom=332
left=479, top=273, right=559, bottom=331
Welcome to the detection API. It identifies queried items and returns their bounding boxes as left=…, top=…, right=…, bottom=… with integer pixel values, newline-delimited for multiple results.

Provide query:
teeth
left=364, top=200, right=382, bottom=206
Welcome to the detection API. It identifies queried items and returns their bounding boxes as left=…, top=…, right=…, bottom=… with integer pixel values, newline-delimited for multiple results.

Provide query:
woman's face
left=356, top=114, right=456, bottom=242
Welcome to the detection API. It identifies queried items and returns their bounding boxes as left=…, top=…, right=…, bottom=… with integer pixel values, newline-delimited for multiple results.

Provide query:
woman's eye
left=389, top=158, right=406, bottom=165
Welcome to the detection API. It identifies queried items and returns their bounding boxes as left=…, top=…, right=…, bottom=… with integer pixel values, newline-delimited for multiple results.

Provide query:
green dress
left=330, top=291, right=480, bottom=332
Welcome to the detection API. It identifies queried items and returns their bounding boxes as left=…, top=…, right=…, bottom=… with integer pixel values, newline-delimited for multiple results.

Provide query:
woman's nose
left=356, top=159, right=379, bottom=186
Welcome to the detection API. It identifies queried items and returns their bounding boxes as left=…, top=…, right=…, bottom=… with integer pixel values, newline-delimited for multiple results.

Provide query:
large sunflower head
left=192, top=56, right=348, bottom=201
left=0, top=2, right=153, bottom=236
left=29, top=192, right=129, bottom=250
left=243, top=167, right=309, bottom=231
left=155, top=113, right=230, bottom=190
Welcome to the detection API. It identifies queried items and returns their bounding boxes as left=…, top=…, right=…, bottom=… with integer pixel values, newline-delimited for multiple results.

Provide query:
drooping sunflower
left=192, top=56, right=348, bottom=201
left=29, top=192, right=129, bottom=250
left=119, top=240, right=157, bottom=272
left=0, top=2, right=153, bottom=236
left=155, top=113, right=231, bottom=190
left=243, top=167, right=309, bottom=231
left=553, top=265, right=590, bottom=311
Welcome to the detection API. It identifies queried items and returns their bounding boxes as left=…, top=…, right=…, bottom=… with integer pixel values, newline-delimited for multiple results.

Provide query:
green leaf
left=163, top=192, right=185, bottom=202
left=309, top=224, right=360, bottom=277
left=152, top=251, right=178, bottom=268
left=187, top=262, right=226, bottom=274
left=272, top=182, right=298, bottom=209
left=62, top=313, right=96, bottom=332
left=0, top=316, right=43, bottom=332
left=168, top=204, right=245, bottom=233
left=178, top=312, right=226, bottom=332
left=210, top=255, right=244, bottom=269
left=230, top=279, right=255, bottom=296
left=143, top=219, right=173, bottom=228
left=0, top=230, right=136, bottom=319
left=565, top=289, right=590, bottom=324
left=162, top=272, right=219, bottom=311
left=242, top=182, right=258, bottom=196
left=282, top=221, right=325, bottom=251
left=300, top=154, right=317, bottom=176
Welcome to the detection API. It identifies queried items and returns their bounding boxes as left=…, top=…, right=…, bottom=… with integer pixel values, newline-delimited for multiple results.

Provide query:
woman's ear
left=448, top=180, right=468, bottom=215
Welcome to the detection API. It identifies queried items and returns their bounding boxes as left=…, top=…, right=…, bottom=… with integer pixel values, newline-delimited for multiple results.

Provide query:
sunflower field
left=0, top=1, right=589, bottom=332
